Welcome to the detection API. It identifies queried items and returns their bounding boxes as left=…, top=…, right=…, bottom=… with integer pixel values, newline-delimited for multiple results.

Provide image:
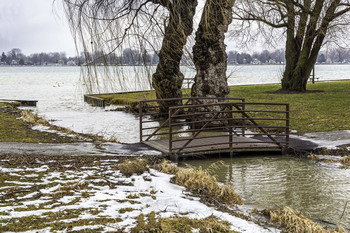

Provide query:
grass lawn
left=0, top=102, right=77, bottom=143
left=94, top=80, right=350, bottom=134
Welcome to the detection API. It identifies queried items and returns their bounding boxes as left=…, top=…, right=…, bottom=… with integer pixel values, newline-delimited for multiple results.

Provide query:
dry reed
left=21, top=110, right=49, bottom=126
left=155, top=160, right=179, bottom=174
left=263, top=206, right=347, bottom=233
left=174, top=164, right=243, bottom=206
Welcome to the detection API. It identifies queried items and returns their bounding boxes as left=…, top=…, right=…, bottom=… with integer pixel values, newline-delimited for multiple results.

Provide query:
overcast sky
left=0, top=0, right=275, bottom=58
left=0, top=0, right=76, bottom=56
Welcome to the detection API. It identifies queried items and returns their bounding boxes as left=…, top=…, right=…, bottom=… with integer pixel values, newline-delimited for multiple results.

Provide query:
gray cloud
left=0, top=0, right=76, bottom=56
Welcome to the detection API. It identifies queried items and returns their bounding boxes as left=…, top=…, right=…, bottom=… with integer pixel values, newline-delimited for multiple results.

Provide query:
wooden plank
left=0, top=99, right=38, bottom=106
left=143, top=135, right=282, bottom=157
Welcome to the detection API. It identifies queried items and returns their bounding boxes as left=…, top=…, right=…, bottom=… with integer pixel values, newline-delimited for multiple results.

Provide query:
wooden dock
left=0, top=99, right=38, bottom=106
left=139, top=97, right=290, bottom=159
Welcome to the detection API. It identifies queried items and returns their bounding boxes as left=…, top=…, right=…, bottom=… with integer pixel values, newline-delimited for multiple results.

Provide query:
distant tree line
left=1, top=47, right=350, bottom=66
left=0, top=48, right=79, bottom=66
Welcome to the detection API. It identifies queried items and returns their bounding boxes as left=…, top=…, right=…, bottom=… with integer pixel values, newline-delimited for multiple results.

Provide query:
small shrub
left=115, top=158, right=149, bottom=177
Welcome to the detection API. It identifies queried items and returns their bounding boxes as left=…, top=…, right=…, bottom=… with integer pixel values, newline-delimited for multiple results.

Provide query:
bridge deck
left=143, top=135, right=282, bottom=158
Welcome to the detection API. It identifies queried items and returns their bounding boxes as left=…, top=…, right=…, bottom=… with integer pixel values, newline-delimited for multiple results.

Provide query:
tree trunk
left=281, top=0, right=330, bottom=92
left=152, top=1, right=197, bottom=113
left=191, top=0, right=235, bottom=99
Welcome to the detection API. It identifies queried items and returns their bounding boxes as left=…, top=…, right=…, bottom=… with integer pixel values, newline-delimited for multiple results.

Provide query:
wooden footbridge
left=139, top=97, right=289, bottom=160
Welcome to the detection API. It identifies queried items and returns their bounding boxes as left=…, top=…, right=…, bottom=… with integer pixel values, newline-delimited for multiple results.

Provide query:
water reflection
left=180, top=155, right=350, bottom=228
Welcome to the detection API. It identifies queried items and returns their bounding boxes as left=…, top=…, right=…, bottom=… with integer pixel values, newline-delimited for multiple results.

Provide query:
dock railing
left=139, top=98, right=289, bottom=156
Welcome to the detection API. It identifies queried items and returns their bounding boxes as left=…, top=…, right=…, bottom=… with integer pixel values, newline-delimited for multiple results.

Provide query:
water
left=180, top=156, right=350, bottom=229
left=1, top=64, right=350, bottom=142
left=1, top=65, right=350, bottom=228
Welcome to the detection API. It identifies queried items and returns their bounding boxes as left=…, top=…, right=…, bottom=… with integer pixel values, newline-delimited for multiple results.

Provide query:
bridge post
left=229, top=103, right=233, bottom=152
left=242, top=99, right=246, bottom=137
left=169, top=108, right=173, bottom=155
left=139, top=101, right=143, bottom=142
left=285, top=104, right=290, bottom=152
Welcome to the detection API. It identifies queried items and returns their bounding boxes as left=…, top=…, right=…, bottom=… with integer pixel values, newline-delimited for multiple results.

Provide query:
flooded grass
left=96, top=80, right=350, bottom=134
left=0, top=103, right=77, bottom=143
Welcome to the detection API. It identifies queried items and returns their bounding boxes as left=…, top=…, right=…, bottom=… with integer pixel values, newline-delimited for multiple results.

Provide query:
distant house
left=67, top=60, right=76, bottom=66
left=252, top=58, right=261, bottom=65
left=11, top=60, right=18, bottom=65
left=57, top=60, right=65, bottom=65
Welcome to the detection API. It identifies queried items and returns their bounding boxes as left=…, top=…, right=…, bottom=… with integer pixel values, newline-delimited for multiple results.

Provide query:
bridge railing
left=139, top=97, right=245, bottom=142
left=168, top=102, right=289, bottom=154
left=139, top=98, right=289, bottom=155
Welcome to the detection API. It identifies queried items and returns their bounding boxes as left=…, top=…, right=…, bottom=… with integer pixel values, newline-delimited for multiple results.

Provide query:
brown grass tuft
left=115, top=158, right=149, bottom=177
left=174, top=165, right=243, bottom=206
left=263, top=206, right=347, bottom=233
left=340, top=156, right=350, bottom=167
left=310, top=153, right=321, bottom=161
left=155, top=160, right=179, bottom=174
left=21, top=110, right=49, bottom=126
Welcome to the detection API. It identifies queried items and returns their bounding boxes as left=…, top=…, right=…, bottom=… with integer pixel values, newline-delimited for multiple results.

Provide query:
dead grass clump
left=310, top=153, right=321, bottom=161
left=21, top=110, right=49, bottom=126
left=263, top=206, right=347, bottom=233
left=155, top=160, right=179, bottom=174
left=340, top=156, right=350, bottom=167
left=131, top=212, right=234, bottom=233
left=174, top=166, right=243, bottom=206
left=115, top=158, right=149, bottom=177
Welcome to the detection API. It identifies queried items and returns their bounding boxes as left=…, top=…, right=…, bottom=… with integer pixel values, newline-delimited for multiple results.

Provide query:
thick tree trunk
left=152, top=1, right=197, bottom=112
left=191, top=0, right=235, bottom=99
left=281, top=36, right=326, bottom=92
left=281, top=0, right=331, bottom=92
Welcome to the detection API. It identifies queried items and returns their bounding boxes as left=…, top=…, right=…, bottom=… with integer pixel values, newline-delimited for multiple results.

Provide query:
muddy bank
left=0, top=142, right=162, bottom=156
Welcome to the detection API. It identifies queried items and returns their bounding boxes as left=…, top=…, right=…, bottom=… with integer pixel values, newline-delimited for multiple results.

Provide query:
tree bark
left=152, top=0, right=197, bottom=112
left=191, top=0, right=235, bottom=99
left=281, top=0, right=335, bottom=92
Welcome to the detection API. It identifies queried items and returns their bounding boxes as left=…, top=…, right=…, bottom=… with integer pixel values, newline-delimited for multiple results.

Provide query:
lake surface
left=1, top=65, right=350, bottom=229
left=180, top=156, right=350, bottom=229
left=1, top=64, right=350, bottom=142
left=1, top=64, right=349, bottom=143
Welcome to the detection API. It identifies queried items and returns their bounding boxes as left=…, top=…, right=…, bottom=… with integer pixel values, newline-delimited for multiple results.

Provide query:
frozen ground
left=0, top=142, right=162, bottom=157
left=298, top=130, right=350, bottom=149
left=0, top=155, right=277, bottom=232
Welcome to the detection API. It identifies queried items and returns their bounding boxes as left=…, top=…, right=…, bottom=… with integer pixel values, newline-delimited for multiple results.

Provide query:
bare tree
left=62, top=0, right=197, bottom=110
left=151, top=0, right=197, bottom=111
left=192, top=0, right=236, bottom=98
left=234, top=0, right=350, bottom=91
